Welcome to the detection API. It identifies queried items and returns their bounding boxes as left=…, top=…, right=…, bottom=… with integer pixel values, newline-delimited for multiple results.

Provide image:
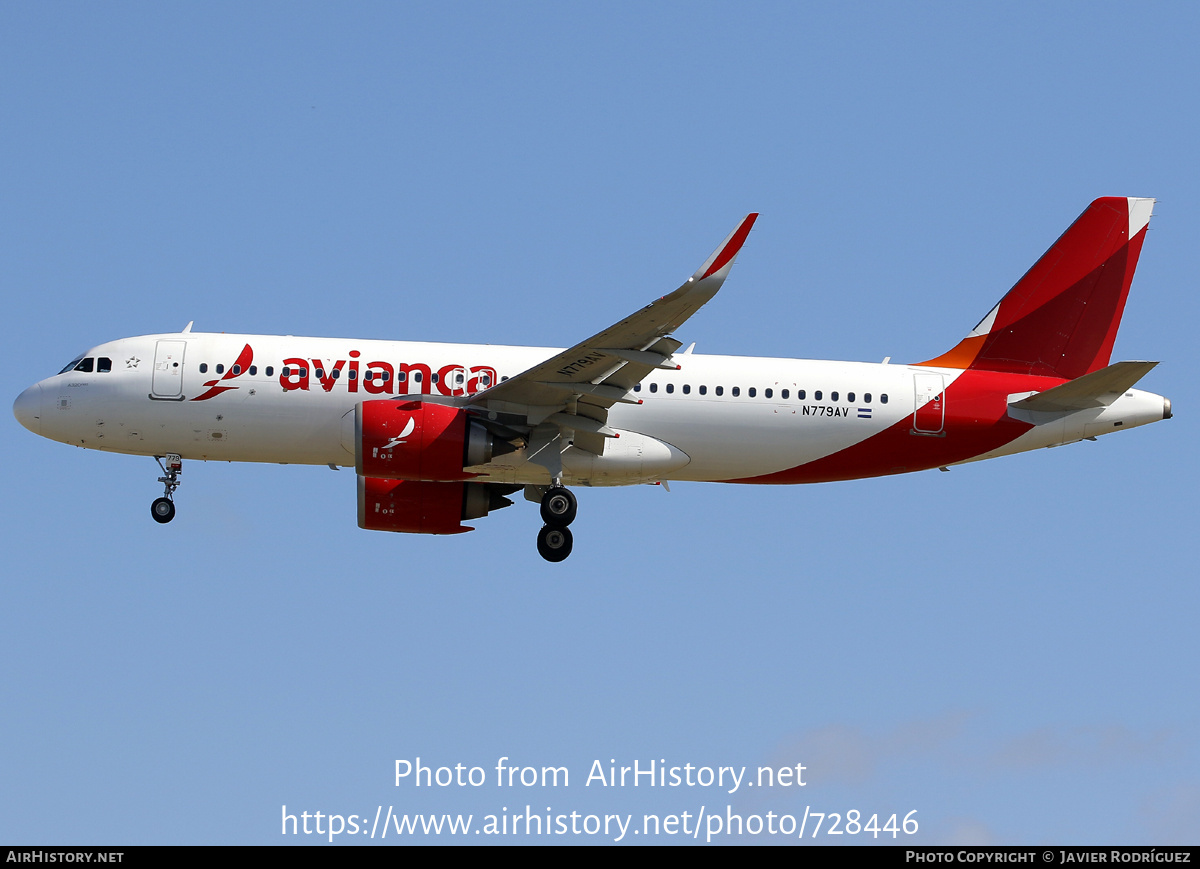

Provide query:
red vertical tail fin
left=919, top=197, right=1153, bottom=379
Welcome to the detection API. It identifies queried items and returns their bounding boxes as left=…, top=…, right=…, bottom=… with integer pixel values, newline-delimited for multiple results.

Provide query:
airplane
left=13, top=197, right=1171, bottom=562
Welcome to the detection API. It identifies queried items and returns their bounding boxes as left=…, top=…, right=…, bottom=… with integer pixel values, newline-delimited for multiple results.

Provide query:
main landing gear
left=151, top=454, right=182, bottom=524
left=536, top=485, right=577, bottom=563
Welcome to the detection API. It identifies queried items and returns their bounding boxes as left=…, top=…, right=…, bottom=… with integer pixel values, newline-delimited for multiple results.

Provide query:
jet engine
left=355, top=399, right=515, bottom=481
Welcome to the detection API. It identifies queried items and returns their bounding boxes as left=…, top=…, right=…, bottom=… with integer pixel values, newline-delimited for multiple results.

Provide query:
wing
left=467, top=213, right=759, bottom=461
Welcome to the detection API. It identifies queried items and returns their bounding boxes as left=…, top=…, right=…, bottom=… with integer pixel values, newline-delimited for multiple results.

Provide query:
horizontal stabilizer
left=1009, top=361, right=1159, bottom=412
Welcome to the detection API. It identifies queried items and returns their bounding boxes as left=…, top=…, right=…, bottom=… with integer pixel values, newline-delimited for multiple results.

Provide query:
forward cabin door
left=151, top=340, right=187, bottom=399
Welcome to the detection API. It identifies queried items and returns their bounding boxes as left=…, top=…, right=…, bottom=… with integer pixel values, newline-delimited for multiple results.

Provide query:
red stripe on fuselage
left=727, top=369, right=1065, bottom=484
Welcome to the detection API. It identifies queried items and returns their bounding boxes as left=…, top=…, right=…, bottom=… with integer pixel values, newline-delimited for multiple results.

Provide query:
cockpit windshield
left=58, top=355, right=86, bottom=375
left=57, top=355, right=113, bottom=375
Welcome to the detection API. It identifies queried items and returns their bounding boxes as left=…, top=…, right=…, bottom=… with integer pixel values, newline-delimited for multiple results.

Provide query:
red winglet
left=697, top=213, right=759, bottom=280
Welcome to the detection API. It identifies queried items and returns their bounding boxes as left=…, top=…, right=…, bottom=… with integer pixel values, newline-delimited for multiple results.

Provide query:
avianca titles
left=13, top=198, right=1171, bottom=561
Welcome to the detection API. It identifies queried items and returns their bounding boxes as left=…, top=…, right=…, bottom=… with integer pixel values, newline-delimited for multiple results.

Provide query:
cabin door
left=913, top=373, right=945, bottom=434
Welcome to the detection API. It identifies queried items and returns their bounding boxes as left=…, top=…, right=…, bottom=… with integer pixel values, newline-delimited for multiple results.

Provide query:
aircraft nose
left=13, top=383, right=43, bottom=435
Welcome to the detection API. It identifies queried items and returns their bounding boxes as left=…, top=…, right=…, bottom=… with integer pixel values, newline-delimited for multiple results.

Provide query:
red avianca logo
left=191, top=344, right=253, bottom=402
left=190, top=345, right=496, bottom=401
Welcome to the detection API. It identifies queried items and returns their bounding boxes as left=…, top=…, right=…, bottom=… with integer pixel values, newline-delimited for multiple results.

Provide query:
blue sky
left=3, top=2, right=1197, bottom=845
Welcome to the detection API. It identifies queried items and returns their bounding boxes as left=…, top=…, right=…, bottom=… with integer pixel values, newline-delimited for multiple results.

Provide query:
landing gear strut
left=536, top=485, right=577, bottom=562
left=151, top=454, right=182, bottom=524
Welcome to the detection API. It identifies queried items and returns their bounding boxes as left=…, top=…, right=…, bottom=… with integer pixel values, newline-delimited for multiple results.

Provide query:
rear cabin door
left=913, top=372, right=945, bottom=434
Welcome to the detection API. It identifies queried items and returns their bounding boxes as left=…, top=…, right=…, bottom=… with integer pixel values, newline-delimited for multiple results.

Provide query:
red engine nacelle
left=356, top=400, right=505, bottom=481
left=358, top=477, right=515, bottom=535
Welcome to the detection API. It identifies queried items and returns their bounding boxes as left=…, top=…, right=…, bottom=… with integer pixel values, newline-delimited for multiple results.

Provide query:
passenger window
left=881, top=394, right=889, bottom=404
left=847, top=392, right=855, bottom=402
left=682, top=384, right=690, bottom=394
left=732, top=387, right=740, bottom=397
left=715, top=386, right=724, bottom=396
left=432, top=373, right=439, bottom=383
left=815, top=390, right=822, bottom=400
left=315, top=368, right=324, bottom=378
left=216, top=364, right=224, bottom=374
left=74, top=358, right=94, bottom=373
left=650, top=383, right=658, bottom=393
left=266, top=366, right=274, bottom=377
left=864, top=393, right=871, bottom=403
left=764, top=388, right=772, bottom=398
left=97, top=357, right=112, bottom=372
left=666, top=383, right=674, bottom=394
left=249, top=365, right=257, bottom=375
left=332, top=369, right=340, bottom=379
left=782, top=389, right=789, bottom=399
left=282, top=366, right=291, bottom=377
left=233, top=365, right=242, bottom=375
left=480, top=375, right=491, bottom=386
left=699, top=385, right=707, bottom=395
left=831, top=391, right=839, bottom=401
left=397, top=371, right=407, bottom=382
left=199, top=363, right=209, bottom=374
left=348, top=369, right=356, bottom=380
left=748, top=387, right=757, bottom=398
left=413, top=372, right=422, bottom=383
left=798, top=390, right=806, bottom=400
left=300, top=367, right=308, bottom=377
left=634, top=383, right=642, bottom=392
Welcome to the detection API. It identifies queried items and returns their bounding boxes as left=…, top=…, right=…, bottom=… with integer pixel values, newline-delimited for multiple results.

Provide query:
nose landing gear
left=151, top=454, right=182, bottom=524
left=536, top=485, right=577, bottom=562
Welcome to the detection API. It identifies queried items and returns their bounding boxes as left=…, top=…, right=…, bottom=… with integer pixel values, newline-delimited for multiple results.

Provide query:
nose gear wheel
left=151, top=497, right=176, bottom=524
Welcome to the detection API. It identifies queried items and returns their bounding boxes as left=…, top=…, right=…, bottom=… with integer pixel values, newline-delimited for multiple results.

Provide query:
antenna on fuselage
left=181, top=321, right=193, bottom=334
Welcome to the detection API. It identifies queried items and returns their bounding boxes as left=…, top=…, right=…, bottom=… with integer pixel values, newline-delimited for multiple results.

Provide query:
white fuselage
left=16, top=331, right=1168, bottom=488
